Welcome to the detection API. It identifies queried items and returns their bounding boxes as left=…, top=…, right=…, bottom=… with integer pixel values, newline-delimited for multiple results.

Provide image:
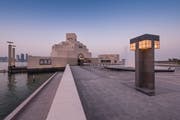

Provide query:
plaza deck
left=71, top=66, right=180, bottom=120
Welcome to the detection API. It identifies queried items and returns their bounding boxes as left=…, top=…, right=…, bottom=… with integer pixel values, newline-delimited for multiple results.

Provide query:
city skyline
left=0, top=0, right=180, bottom=60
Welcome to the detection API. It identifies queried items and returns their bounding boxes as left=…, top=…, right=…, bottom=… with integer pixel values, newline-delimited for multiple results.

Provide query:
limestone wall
left=27, top=56, right=78, bottom=69
left=28, top=33, right=92, bottom=69
left=98, top=54, right=120, bottom=64
left=89, top=58, right=99, bottom=64
left=51, top=33, right=92, bottom=59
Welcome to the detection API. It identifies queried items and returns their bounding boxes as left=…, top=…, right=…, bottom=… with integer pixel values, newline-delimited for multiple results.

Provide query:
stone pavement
left=71, top=66, right=180, bottom=120
left=14, top=72, right=63, bottom=120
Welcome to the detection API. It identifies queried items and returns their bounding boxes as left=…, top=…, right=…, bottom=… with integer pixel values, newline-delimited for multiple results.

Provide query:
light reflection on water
left=0, top=62, right=54, bottom=119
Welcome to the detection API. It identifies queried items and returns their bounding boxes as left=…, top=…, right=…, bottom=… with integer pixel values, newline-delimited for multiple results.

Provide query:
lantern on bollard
left=130, top=34, right=160, bottom=96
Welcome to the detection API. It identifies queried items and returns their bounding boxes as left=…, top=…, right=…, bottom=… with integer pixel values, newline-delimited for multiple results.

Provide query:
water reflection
left=8, top=74, right=16, bottom=91
left=0, top=72, right=53, bottom=119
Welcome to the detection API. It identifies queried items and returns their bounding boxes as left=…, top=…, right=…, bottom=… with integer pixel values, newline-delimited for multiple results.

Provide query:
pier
left=13, top=72, right=63, bottom=120
left=4, top=65, right=86, bottom=120
left=3, top=65, right=180, bottom=120
left=4, top=72, right=62, bottom=120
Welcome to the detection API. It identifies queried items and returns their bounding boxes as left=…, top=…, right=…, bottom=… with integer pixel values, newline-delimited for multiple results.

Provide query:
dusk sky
left=0, top=0, right=180, bottom=60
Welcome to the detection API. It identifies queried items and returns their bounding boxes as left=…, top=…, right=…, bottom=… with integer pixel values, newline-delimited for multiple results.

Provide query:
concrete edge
left=69, top=65, right=87, bottom=120
left=46, top=64, right=87, bottom=120
left=4, top=72, right=58, bottom=120
left=104, top=66, right=175, bottom=72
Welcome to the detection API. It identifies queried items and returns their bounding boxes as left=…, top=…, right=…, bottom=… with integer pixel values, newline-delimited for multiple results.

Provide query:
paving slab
left=71, top=66, right=180, bottom=120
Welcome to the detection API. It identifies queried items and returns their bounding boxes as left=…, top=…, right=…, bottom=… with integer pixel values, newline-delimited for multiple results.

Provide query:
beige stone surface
left=98, top=54, right=120, bottom=64
left=46, top=65, right=86, bottom=120
left=51, top=33, right=91, bottom=59
left=27, top=56, right=77, bottom=69
left=27, top=33, right=92, bottom=69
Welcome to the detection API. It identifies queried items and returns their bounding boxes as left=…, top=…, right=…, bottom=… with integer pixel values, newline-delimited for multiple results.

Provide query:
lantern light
left=154, top=41, right=160, bottom=49
left=129, top=34, right=160, bottom=96
left=130, top=38, right=160, bottom=51
left=130, top=43, right=136, bottom=51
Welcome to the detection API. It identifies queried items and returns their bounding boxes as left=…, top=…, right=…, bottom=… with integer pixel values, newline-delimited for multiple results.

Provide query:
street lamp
left=130, top=34, right=160, bottom=96
left=130, top=38, right=160, bottom=51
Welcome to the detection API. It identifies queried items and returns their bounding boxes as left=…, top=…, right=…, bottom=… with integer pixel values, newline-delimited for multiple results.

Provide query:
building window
left=39, top=59, right=52, bottom=65
left=101, top=60, right=111, bottom=63
left=79, top=45, right=83, bottom=48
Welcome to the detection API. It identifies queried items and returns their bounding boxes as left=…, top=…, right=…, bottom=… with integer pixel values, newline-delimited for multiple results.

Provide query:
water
left=0, top=62, right=27, bottom=70
left=0, top=62, right=54, bottom=119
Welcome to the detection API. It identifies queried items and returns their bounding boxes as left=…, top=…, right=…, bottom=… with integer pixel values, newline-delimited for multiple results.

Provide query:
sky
left=0, top=0, right=180, bottom=61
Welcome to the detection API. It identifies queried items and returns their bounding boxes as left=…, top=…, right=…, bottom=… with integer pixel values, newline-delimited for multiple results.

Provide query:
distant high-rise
left=16, top=55, right=20, bottom=61
left=25, top=53, right=28, bottom=61
left=21, top=53, right=25, bottom=62
left=16, top=53, right=28, bottom=62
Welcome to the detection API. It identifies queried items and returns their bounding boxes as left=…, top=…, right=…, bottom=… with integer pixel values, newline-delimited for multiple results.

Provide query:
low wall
left=46, top=64, right=87, bottom=120
left=27, top=56, right=77, bottom=69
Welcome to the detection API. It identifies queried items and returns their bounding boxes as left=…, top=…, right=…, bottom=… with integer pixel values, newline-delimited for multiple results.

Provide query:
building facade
left=28, top=33, right=92, bottom=70
left=98, top=54, right=120, bottom=64
left=51, top=33, right=91, bottom=59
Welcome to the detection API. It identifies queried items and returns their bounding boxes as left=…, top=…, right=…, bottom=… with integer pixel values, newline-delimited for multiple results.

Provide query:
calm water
left=0, top=62, right=27, bottom=70
left=0, top=62, right=53, bottom=119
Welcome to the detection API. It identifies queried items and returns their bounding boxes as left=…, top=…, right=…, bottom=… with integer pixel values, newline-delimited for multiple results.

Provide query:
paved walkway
left=71, top=66, right=180, bottom=120
left=14, top=72, right=63, bottom=120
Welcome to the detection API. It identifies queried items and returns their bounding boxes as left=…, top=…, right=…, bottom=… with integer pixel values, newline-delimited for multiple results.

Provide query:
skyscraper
left=21, top=53, right=24, bottom=62
left=16, top=55, right=20, bottom=62
left=25, top=53, right=28, bottom=61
